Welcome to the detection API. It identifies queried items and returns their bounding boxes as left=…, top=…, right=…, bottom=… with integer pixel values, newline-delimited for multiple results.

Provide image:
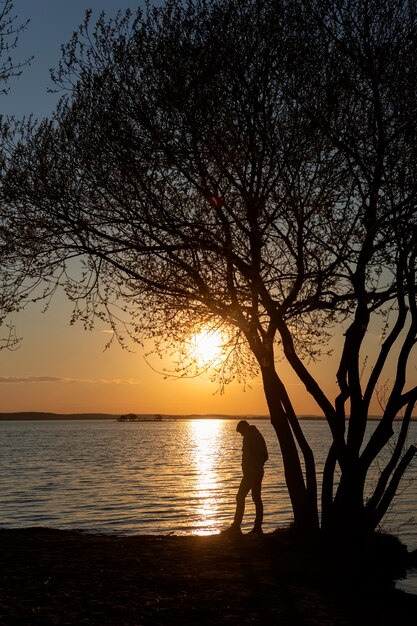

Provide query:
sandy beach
left=1, top=527, right=416, bottom=625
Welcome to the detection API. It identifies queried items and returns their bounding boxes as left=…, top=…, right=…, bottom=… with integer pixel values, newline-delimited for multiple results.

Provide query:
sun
left=190, top=328, right=225, bottom=368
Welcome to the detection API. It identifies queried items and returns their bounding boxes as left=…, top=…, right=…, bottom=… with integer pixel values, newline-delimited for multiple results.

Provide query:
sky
left=1, top=0, right=142, bottom=119
left=0, top=1, right=398, bottom=416
left=0, top=0, right=275, bottom=415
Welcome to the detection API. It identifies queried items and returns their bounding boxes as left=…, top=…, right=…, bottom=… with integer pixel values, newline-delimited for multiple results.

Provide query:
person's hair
left=236, top=420, right=249, bottom=433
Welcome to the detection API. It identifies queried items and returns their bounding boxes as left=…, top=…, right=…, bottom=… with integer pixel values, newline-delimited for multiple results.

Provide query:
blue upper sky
left=1, top=1, right=143, bottom=119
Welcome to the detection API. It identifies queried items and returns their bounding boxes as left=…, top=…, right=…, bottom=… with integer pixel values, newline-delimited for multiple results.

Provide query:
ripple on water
left=0, top=418, right=416, bottom=589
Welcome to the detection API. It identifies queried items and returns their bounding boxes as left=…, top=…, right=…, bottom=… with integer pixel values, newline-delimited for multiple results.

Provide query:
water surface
left=1, top=418, right=416, bottom=592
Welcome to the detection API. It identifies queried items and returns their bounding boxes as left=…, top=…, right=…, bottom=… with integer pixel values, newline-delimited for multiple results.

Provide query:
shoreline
left=0, top=412, right=283, bottom=421
left=2, top=412, right=416, bottom=421
left=1, top=527, right=417, bottom=625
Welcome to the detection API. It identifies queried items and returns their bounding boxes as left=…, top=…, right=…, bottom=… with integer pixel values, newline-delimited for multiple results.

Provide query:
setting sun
left=190, top=328, right=225, bottom=368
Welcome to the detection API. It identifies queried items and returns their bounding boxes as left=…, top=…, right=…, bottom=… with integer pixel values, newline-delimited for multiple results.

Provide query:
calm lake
left=1, top=418, right=416, bottom=593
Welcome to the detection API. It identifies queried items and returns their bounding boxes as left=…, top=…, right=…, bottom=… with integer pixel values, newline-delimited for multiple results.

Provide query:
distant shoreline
left=1, top=412, right=415, bottom=421
left=0, top=412, right=272, bottom=421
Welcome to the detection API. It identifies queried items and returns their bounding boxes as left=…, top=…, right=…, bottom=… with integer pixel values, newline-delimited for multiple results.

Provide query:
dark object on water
left=117, top=414, right=163, bottom=422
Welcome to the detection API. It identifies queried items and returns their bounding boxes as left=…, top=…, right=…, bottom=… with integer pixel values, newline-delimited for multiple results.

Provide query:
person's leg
left=251, top=471, right=264, bottom=531
left=233, top=474, right=251, bottom=528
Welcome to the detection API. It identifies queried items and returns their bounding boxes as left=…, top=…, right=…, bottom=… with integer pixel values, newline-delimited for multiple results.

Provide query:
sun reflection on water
left=189, top=419, right=223, bottom=535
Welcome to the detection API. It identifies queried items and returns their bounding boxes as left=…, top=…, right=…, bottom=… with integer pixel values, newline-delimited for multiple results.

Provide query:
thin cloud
left=0, top=376, right=141, bottom=385
left=0, top=376, right=67, bottom=384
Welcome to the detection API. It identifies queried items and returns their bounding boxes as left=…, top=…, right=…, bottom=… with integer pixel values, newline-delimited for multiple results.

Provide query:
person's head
left=236, top=420, right=250, bottom=436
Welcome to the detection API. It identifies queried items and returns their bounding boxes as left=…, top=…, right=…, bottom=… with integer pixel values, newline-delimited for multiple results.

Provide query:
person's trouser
left=233, top=470, right=264, bottom=529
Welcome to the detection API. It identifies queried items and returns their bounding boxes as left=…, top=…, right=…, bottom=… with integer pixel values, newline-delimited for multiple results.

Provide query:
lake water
left=0, top=418, right=416, bottom=593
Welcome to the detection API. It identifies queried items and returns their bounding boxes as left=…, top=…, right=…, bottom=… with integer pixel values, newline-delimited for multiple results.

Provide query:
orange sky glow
left=0, top=291, right=391, bottom=417
left=0, top=300, right=284, bottom=415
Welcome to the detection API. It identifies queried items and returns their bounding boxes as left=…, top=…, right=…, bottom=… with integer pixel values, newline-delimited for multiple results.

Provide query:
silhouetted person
left=222, top=420, right=268, bottom=535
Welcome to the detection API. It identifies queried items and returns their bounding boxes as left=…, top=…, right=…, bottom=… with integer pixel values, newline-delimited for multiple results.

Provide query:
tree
left=3, top=0, right=417, bottom=536
left=0, top=0, right=30, bottom=349
left=0, top=0, right=29, bottom=90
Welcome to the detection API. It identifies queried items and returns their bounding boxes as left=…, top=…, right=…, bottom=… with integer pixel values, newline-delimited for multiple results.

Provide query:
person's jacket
left=242, top=425, right=268, bottom=475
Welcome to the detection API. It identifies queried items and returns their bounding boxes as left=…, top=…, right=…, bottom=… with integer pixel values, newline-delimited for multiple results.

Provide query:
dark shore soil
left=1, top=527, right=416, bottom=625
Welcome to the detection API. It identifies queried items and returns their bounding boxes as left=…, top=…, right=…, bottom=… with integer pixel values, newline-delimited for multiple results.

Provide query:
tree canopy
left=2, top=0, right=417, bottom=535
left=0, top=0, right=30, bottom=349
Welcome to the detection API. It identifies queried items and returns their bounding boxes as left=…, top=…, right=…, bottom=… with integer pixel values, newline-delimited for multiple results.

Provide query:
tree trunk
left=328, top=458, right=375, bottom=538
left=321, top=443, right=337, bottom=531
left=261, top=364, right=319, bottom=532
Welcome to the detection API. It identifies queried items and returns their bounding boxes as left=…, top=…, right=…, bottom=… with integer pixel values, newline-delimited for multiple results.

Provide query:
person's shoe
left=247, top=527, right=263, bottom=535
left=220, top=524, right=242, bottom=536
